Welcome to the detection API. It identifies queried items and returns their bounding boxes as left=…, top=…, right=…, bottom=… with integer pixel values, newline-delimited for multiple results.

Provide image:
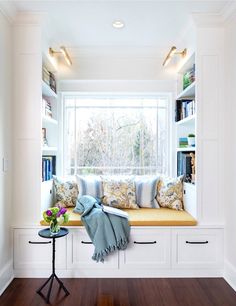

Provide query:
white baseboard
left=14, top=268, right=223, bottom=278
left=0, top=260, right=14, bottom=296
left=224, top=260, right=236, bottom=291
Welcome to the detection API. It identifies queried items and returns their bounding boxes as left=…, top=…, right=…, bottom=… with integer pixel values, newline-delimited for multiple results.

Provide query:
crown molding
left=0, top=1, right=16, bottom=23
left=191, top=12, right=224, bottom=28
left=221, top=1, right=236, bottom=24
left=192, top=2, right=236, bottom=28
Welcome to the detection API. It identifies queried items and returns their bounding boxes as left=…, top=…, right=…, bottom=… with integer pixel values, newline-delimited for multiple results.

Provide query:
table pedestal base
left=37, top=272, right=70, bottom=304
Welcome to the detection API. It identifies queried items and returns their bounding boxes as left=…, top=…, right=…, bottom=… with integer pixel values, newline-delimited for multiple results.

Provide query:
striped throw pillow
left=76, top=175, right=103, bottom=199
left=135, top=176, right=160, bottom=208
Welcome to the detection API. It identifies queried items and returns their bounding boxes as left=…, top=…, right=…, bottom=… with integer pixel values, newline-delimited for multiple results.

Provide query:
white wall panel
left=195, top=26, right=224, bottom=225
left=201, top=55, right=219, bottom=140
left=13, top=14, right=42, bottom=225
left=201, top=140, right=219, bottom=223
left=13, top=139, right=41, bottom=225
left=14, top=54, right=41, bottom=139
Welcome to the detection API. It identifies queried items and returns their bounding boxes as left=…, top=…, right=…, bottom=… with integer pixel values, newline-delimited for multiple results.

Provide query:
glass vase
left=50, top=219, right=60, bottom=235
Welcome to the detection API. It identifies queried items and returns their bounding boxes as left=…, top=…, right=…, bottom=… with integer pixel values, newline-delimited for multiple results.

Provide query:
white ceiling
left=5, top=1, right=231, bottom=57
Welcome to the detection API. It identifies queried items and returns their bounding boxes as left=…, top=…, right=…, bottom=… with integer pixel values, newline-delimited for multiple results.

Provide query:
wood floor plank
left=198, top=278, right=236, bottom=306
left=0, top=278, right=235, bottom=306
left=97, top=294, right=114, bottom=306
left=170, top=278, right=214, bottom=306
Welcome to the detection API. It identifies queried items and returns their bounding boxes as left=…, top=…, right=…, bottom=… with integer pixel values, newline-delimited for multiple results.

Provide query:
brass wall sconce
left=163, top=46, right=187, bottom=67
left=49, top=46, right=72, bottom=66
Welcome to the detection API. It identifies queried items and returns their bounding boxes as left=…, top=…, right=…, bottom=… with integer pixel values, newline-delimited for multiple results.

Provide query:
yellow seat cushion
left=40, top=207, right=197, bottom=226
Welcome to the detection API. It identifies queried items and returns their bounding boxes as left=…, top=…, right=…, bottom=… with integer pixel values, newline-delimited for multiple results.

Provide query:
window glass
left=63, top=96, right=170, bottom=175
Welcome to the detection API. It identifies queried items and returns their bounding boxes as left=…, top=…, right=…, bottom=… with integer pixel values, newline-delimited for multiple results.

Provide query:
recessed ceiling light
left=112, top=20, right=125, bottom=29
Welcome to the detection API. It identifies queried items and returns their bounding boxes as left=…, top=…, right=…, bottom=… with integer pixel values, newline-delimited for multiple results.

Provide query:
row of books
left=175, top=99, right=195, bottom=122
left=42, top=98, right=52, bottom=118
left=177, top=151, right=195, bottom=182
left=183, top=64, right=195, bottom=90
left=42, top=156, right=56, bottom=182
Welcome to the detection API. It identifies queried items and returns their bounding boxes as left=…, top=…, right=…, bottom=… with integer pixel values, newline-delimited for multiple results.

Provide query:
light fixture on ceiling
left=163, top=46, right=187, bottom=67
left=112, top=20, right=125, bottom=29
left=49, top=46, right=72, bottom=66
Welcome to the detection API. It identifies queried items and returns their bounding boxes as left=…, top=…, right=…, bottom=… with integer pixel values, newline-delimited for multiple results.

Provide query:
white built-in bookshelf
left=41, top=62, right=58, bottom=183
left=175, top=53, right=196, bottom=207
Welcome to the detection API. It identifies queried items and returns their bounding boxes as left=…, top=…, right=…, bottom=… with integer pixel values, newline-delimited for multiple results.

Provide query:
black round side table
left=36, top=227, right=70, bottom=304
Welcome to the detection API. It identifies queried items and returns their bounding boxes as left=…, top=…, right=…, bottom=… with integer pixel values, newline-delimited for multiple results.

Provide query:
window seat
left=40, top=207, right=197, bottom=226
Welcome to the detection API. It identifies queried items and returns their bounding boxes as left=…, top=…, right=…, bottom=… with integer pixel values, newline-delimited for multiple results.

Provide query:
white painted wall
left=224, top=15, right=236, bottom=290
left=58, top=53, right=175, bottom=81
left=0, top=10, right=13, bottom=294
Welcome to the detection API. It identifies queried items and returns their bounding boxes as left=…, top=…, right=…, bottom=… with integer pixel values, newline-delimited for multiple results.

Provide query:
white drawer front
left=67, top=229, right=118, bottom=269
left=120, top=228, right=171, bottom=269
left=172, top=229, right=223, bottom=269
left=14, top=229, right=67, bottom=270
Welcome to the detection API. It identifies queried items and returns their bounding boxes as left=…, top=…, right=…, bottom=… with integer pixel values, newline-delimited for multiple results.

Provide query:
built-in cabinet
left=13, top=227, right=223, bottom=277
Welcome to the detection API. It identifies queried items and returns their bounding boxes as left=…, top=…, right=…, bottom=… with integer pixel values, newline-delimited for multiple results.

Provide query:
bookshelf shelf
left=42, top=146, right=58, bottom=152
left=176, top=81, right=195, bottom=99
left=184, top=182, right=196, bottom=188
left=177, top=147, right=195, bottom=152
left=42, top=179, right=53, bottom=184
left=42, top=80, right=57, bottom=98
left=42, top=115, right=58, bottom=125
left=176, top=114, right=195, bottom=125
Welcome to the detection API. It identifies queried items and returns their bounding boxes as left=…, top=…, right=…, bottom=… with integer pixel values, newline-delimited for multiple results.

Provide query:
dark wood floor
left=0, top=278, right=236, bottom=306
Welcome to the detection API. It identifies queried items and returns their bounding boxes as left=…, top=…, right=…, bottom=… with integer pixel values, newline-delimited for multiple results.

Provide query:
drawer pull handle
left=28, top=241, right=51, bottom=244
left=186, top=241, right=209, bottom=244
left=134, top=241, right=157, bottom=245
left=81, top=241, right=92, bottom=244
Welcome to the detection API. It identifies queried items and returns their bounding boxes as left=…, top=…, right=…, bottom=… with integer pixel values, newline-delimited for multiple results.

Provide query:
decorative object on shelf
left=42, top=128, right=48, bottom=146
left=49, top=71, right=56, bottom=93
left=42, top=97, right=53, bottom=118
left=42, top=66, right=57, bottom=93
left=43, top=207, right=69, bottom=235
left=49, top=46, right=72, bottom=66
left=42, top=66, right=50, bottom=85
left=190, top=152, right=196, bottom=184
left=179, top=137, right=188, bottom=148
left=162, top=46, right=187, bottom=67
left=183, top=64, right=195, bottom=89
left=187, top=134, right=195, bottom=147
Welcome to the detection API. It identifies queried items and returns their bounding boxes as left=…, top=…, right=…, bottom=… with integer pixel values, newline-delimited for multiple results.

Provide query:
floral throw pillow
left=102, top=176, right=139, bottom=209
left=157, top=176, right=184, bottom=210
left=53, top=176, right=78, bottom=207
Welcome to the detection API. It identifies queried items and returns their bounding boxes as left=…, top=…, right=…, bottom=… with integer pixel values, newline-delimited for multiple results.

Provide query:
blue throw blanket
left=74, top=195, right=130, bottom=262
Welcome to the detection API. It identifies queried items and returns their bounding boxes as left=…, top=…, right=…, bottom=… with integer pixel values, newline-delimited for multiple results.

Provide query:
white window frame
left=61, top=92, right=172, bottom=176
